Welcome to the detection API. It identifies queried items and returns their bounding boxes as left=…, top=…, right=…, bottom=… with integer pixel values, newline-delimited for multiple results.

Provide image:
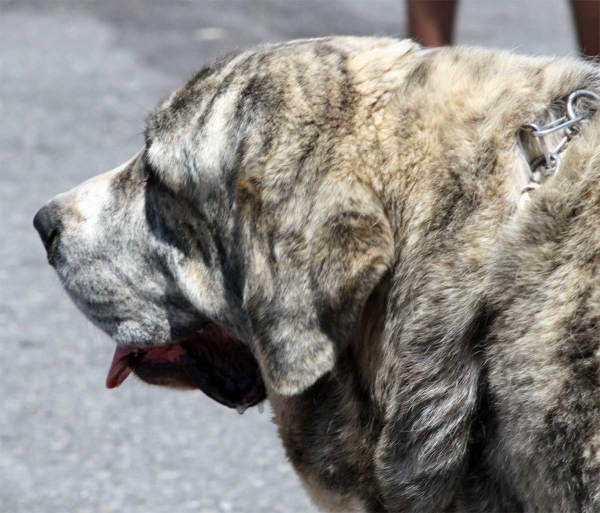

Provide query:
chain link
left=521, top=89, right=600, bottom=194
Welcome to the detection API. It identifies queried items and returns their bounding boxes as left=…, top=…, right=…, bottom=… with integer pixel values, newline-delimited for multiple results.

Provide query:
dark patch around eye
left=143, top=127, right=153, bottom=149
left=140, top=151, right=156, bottom=179
left=141, top=150, right=149, bottom=167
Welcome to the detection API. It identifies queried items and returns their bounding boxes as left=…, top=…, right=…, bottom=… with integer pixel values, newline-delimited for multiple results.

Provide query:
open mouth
left=106, top=325, right=266, bottom=411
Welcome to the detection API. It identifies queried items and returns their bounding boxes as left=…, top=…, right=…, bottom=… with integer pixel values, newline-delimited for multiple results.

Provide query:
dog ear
left=242, top=176, right=394, bottom=396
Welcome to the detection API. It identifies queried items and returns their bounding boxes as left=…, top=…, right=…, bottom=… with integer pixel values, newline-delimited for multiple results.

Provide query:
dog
left=33, top=37, right=600, bottom=512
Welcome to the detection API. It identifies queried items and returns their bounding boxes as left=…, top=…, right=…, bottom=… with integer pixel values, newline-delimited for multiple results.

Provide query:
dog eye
left=140, top=152, right=158, bottom=182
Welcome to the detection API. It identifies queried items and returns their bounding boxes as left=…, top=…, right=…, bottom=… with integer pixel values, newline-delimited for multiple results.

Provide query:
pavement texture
left=0, top=1, right=581, bottom=512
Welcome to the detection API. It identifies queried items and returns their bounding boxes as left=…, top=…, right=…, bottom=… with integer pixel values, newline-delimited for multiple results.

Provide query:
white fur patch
left=50, top=150, right=142, bottom=239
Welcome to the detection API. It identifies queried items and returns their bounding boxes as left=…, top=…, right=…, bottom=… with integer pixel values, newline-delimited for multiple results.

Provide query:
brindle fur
left=36, top=37, right=600, bottom=512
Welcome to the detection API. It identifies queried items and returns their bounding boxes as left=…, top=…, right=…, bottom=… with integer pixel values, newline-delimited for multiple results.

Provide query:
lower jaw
left=131, top=356, right=267, bottom=409
left=107, top=325, right=267, bottom=409
left=131, top=362, right=199, bottom=389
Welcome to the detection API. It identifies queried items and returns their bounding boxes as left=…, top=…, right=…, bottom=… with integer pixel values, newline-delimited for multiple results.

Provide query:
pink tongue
left=106, top=346, right=133, bottom=389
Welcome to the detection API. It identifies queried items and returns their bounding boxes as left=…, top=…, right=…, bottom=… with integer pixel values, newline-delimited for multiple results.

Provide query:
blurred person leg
left=408, top=0, right=458, bottom=46
left=570, top=0, right=600, bottom=57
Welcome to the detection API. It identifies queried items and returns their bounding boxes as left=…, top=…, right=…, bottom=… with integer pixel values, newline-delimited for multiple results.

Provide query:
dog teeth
left=257, top=401, right=265, bottom=414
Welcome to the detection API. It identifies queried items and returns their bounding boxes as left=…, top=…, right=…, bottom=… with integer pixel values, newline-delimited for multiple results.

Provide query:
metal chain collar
left=521, top=89, right=600, bottom=194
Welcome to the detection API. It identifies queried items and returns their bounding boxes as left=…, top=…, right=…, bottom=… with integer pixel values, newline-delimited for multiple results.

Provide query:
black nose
left=33, top=205, right=59, bottom=252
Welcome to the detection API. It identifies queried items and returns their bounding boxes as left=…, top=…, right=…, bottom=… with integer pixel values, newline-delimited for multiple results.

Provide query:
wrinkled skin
left=45, top=154, right=215, bottom=345
left=39, top=149, right=266, bottom=408
left=34, top=37, right=600, bottom=512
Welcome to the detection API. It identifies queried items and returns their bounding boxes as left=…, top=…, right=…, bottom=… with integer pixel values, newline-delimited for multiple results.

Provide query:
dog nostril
left=33, top=205, right=60, bottom=252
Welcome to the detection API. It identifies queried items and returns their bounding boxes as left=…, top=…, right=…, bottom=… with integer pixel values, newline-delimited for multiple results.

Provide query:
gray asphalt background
left=0, top=1, right=583, bottom=512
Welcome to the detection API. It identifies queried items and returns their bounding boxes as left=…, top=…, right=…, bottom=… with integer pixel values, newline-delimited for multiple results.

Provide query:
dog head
left=33, top=37, right=396, bottom=408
